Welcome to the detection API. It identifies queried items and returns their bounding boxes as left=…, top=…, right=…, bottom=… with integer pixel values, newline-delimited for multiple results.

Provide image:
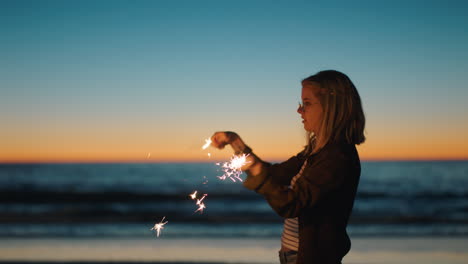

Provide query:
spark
left=216, top=153, right=249, bottom=182
left=202, top=138, right=212, bottom=150
left=189, top=190, right=207, bottom=214
left=147, top=152, right=151, bottom=159
left=207, top=152, right=211, bottom=158
left=196, top=193, right=207, bottom=205
left=189, top=190, right=198, bottom=200
left=194, top=202, right=206, bottom=214
left=150, top=216, right=168, bottom=237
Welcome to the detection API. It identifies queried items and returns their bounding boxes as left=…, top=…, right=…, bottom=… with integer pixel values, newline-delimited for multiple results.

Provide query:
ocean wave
left=1, top=162, right=468, bottom=237
left=3, top=189, right=468, bottom=203
left=1, top=222, right=468, bottom=238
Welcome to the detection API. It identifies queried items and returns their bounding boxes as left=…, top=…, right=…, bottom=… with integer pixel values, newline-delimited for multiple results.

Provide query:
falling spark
left=202, top=138, right=212, bottom=150
left=196, top=193, right=207, bottom=205
left=187, top=138, right=248, bottom=217
left=189, top=190, right=198, bottom=200
left=189, top=190, right=207, bottom=214
left=216, top=153, right=249, bottom=182
left=195, top=202, right=206, bottom=214
left=147, top=152, right=151, bottom=159
left=150, top=216, right=168, bottom=237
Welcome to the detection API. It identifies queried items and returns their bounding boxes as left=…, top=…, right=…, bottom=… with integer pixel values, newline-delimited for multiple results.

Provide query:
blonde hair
left=302, top=70, right=365, bottom=154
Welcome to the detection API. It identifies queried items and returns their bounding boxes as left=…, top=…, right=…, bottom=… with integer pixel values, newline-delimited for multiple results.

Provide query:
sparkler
left=216, top=153, right=249, bottom=182
left=202, top=139, right=213, bottom=157
left=148, top=137, right=249, bottom=238
left=202, top=138, right=212, bottom=150
left=150, top=216, right=168, bottom=237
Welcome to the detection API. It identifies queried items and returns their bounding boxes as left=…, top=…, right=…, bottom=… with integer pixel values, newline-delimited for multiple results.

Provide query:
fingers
left=210, top=132, right=224, bottom=149
left=211, top=132, right=228, bottom=149
left=210, top=131, right=237, bottom=149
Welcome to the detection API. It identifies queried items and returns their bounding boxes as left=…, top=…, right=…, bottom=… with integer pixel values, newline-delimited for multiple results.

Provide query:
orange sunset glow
left=2, top=0, right=468, bottom=164
left=2, top=123, right=468, bottom=163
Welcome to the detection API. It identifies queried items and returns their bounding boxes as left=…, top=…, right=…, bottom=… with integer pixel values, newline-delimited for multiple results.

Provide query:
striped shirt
left=280, top=159, right=308, bottom=252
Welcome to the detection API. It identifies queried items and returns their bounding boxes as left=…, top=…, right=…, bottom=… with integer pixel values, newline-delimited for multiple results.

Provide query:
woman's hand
left=210, top=131, right=239, bottom=149
left=210, top=131, right=263, bottom=174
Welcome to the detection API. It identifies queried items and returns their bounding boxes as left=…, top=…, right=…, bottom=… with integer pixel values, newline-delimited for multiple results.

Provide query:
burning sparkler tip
left=202, top=138, right=212, bottom=150
left=151, top=216, right=168, bottom=237
left=189, top=190, right=198, bottom=200
left=215, top=153, right=249, bottom=182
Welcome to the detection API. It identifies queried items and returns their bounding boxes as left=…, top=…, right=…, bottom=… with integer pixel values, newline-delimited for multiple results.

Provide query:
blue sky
left=1, top=0, right=468, bottom=161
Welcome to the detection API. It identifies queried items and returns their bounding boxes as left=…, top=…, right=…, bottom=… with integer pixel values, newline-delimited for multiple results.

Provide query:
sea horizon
left=1, top=157, right=468, bottom=165
left=1, top=160, right=468, bottom=239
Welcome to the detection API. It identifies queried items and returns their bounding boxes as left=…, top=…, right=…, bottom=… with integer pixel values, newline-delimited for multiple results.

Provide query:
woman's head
left=297, top=82, right=324, bottom=135
left=299, top=70, right=366, bottom=151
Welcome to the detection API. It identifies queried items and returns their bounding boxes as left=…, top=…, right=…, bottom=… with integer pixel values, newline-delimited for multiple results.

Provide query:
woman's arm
left=255, top=146, right=357, bottom=219
left=259, top=158, right=348, bottom=218
left=210, top=131, right=305, bottom=189
left=210, top=133, right=351, bottom=219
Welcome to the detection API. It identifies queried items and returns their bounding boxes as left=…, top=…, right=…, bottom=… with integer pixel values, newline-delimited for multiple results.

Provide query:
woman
left=210, top=70, right=365, bottom=264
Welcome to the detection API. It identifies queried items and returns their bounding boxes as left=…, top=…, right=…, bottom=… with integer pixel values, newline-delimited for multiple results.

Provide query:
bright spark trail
left=216, top=153, right=249, bottom=182
left=189, top=190, right=198, bottom=200
left=150, top=216, right=168, bottom=237
left=189, top=190, right=208, bottom=214
left=202, top=138, right=212, bottom=150
left=149, top=137, right=248, bottom=238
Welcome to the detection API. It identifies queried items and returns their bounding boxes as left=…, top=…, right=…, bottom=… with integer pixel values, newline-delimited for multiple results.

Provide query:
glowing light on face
left=150, top=216, right=168, bottom=237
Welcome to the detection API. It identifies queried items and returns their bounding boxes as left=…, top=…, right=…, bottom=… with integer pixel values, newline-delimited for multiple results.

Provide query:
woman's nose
left=297, top=105, right=303, bottom=114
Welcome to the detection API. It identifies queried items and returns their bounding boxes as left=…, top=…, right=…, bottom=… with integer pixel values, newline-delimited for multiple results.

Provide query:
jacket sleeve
left=244, top=150, right=350, bottom=218
left=243, top=151, right=305, bottom=191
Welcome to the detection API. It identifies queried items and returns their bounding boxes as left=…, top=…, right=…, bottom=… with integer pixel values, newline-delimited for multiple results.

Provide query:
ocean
left=1, top=161, right=467, bottom=239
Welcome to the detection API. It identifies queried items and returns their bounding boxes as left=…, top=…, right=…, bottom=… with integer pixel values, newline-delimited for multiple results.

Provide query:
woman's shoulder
left=310, top=141, right=358, bottom=164
left=303, top=142, right=360, bottom=182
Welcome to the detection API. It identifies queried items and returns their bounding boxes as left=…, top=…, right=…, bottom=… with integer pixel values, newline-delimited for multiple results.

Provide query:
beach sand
left=0, top=237, right=467, bottom=264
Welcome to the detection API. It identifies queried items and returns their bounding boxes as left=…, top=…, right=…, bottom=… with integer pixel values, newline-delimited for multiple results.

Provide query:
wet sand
left=1, top=237, right=467, bottom=264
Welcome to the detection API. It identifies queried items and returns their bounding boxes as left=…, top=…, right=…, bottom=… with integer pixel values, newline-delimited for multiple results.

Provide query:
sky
left=1, top=0, right=468, bottom=163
